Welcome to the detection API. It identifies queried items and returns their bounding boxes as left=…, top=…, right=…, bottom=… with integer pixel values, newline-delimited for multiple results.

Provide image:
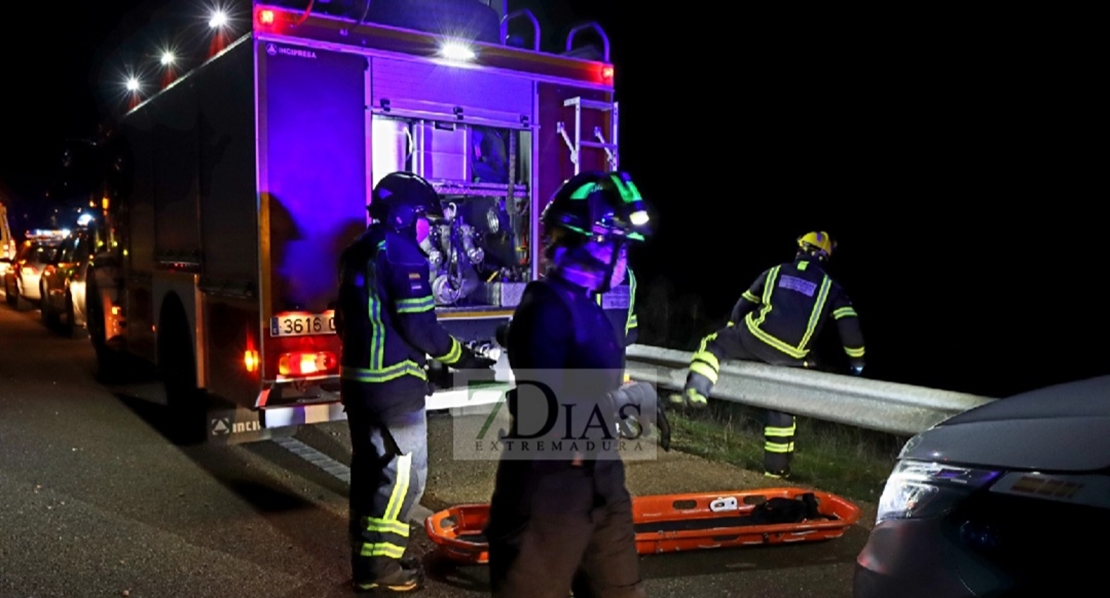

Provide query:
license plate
left=270, top=311, right=336, bottom=337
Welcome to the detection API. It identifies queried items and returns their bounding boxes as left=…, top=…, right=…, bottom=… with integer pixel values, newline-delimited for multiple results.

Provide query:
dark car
left=854, top=375, right=1110, bottom=597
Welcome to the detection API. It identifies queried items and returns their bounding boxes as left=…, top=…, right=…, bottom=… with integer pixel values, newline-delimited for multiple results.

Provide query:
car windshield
left=28, top=242, right=60, bottom=263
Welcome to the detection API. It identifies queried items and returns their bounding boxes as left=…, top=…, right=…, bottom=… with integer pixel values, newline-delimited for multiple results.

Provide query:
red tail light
left=277, top=351, right=338, bottom=377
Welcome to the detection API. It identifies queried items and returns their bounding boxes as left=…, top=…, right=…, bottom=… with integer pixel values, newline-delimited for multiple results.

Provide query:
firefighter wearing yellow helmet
left=797, top=230, right=835, bottom=258
left=672, top=231, right=866, bottom=478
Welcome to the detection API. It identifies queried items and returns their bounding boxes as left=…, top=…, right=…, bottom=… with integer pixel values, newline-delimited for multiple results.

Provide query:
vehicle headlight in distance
left=876, top=459, right=1001, bottom=524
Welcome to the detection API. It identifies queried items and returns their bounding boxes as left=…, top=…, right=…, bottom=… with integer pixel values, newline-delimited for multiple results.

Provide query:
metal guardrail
left=623, top=344, right=996, bottom=437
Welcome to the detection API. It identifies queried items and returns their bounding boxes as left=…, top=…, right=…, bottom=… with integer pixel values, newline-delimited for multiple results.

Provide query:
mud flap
left=206, top=403, right=275, bottom=445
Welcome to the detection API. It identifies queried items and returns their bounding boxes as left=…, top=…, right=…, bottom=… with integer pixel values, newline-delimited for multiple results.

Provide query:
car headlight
left=876, top=459, right=1001, bottom=524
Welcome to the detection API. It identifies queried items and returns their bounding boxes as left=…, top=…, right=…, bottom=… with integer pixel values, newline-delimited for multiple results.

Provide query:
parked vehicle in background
left=40, top=227, right=94, bottom=337
left=3, top=232, right=65, bottom=311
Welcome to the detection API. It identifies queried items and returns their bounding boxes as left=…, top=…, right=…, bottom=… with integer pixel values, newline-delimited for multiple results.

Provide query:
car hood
left=901, top=375, right=1110, bottom=472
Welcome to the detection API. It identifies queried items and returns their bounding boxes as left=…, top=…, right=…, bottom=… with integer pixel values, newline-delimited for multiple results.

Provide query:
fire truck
left=87, top=0, right=621, bottom=444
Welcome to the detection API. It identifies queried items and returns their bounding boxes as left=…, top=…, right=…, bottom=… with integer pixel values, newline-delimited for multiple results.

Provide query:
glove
left=609, top=381, right=672, bottom=451
left=850, top=364, right=864, bottom=376
left=452, top=348, right=496, bottom=370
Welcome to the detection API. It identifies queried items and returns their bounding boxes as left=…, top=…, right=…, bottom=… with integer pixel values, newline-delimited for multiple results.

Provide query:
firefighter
left=485, top=170, right=663, bottom=598
left=335, top=171, right=495, bottom=593
left=499, top=222, right=639, bottom=360
left=671, top=231, right=865, bottom=478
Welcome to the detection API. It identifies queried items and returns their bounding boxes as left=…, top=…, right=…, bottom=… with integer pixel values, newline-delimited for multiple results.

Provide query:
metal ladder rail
left=558, top=98, right=619, bottom=174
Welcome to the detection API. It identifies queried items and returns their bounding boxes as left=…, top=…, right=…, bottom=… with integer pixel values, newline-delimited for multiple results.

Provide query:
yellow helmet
left=797, top=231, right=835, bottom=259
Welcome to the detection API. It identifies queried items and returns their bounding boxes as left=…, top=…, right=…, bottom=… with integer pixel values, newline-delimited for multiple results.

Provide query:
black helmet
left=368, top=171, right=443, bottom=232
left=541, top=170, right=651, bottom=245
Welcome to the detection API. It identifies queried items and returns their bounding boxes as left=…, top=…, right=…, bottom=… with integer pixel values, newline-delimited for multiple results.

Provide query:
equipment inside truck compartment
left=371, top=116, right=532, bottom=311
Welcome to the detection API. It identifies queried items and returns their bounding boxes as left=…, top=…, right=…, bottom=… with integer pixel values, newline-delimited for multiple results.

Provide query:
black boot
left=352, top=557, right=425, bottom=593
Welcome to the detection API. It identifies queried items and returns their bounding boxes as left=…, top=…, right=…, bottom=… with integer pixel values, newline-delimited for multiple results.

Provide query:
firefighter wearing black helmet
left=484, top=170, right=667, bottom=598
left=336, top=171, right=495, bottom=593
left=672, top=231, right=866, bottom=478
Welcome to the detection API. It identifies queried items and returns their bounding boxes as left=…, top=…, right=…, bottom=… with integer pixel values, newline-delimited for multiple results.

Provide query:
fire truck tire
left=159, top=298, right=207, bottom=445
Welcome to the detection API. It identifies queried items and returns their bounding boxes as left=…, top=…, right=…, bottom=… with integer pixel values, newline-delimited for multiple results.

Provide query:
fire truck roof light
left=126, top=77, right=140, bottom=91
left=209, top=10, right=228, bottom=29
left=440, top=40, right=476, bottom=62
left=160, top=51, right=175, bottom=66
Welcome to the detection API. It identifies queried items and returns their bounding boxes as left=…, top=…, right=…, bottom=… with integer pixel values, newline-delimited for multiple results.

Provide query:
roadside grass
left=665, top=399, right=909, bottom=505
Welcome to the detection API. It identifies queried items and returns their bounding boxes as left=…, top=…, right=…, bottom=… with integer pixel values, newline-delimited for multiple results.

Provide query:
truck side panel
left=196, top=41, right=262, bottom=403
left=122, top=112, right=156, bottom=274
left=119, top=40, right=262, bottom=392
left=204, top=297, right=262, bottom=405
left=120, top=110, right=157, bottom=360
left=152, top=80, right=201, bottom=262
left=257, top=42, right=368, bottom=379
left=199, top=41, right=259, bottom=291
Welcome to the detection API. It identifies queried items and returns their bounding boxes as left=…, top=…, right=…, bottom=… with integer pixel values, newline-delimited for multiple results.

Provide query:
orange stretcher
left=424, top=487, right=861, bottom=565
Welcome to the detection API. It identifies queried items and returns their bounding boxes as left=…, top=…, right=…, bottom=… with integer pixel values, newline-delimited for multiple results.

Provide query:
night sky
left=1, top=2, right=1103, bottom=398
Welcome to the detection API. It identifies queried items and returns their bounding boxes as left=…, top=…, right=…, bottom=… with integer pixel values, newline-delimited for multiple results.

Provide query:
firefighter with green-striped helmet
left=485, top=170, right=658, bottom=598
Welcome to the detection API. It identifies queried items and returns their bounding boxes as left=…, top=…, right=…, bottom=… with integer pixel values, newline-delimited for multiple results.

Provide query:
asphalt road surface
left=0, top=295, right=875, bottom=598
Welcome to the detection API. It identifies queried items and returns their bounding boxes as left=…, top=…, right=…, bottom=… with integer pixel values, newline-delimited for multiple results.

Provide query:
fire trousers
left=684, top=326, right=799, bottom=476
left=485, top=458, right=646, bottom=598
left=342, top=380, right=429, bottom=581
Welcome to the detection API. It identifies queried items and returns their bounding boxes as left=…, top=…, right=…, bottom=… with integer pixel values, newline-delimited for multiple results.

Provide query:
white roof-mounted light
left=630, top=210, right=649, bottom=226
left=440, top=40, right=476, bottom=62
left=209, top=10, right=228, bottom=29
